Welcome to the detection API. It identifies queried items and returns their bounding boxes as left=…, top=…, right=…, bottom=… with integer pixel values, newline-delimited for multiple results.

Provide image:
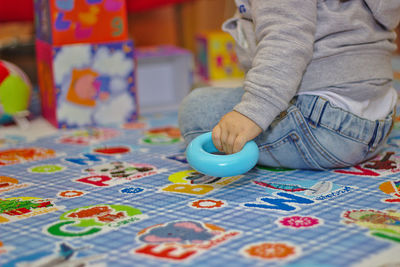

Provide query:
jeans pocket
left=257, top=109, right=370, bottom=170
left=308, top=125, right=371, bottom=168
left=258, top=131, right=325, bottom=170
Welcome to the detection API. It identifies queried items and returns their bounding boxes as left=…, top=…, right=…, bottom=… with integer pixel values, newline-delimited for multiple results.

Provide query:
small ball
left=0, top=60, right=32, bottom=124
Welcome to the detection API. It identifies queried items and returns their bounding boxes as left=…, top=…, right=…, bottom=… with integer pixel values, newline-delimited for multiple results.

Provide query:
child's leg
left=255, top=95, right=394, bottom=170
left=178, top=86, right=244, bottom=145
left=179, top=89, right=393, bottom=170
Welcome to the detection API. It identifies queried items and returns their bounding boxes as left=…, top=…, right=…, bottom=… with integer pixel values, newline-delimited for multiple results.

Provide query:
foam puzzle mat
left=2, top=58, right=400, bottom=266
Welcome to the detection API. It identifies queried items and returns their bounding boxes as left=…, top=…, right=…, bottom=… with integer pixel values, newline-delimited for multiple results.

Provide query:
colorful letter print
left=0, top=197, right=63, bottom=224
left=46, top=204, right=147, bottom=238
left=162, top=170, right=243, bottom=196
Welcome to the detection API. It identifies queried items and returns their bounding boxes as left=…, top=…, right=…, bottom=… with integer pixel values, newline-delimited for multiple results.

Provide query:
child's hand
left=212, top=111, right=262, bottom=154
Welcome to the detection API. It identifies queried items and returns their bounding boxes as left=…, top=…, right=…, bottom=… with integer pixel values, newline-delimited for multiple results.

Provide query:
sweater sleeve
left=233, top=0, right=317, bottom=131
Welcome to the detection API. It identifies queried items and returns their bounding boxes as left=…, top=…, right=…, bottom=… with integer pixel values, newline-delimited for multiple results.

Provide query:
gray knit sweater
left=223, top=0, right=400, bottom=130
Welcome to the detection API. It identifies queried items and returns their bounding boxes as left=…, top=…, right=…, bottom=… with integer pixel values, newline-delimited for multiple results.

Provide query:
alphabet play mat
left=2, top=57, right=400, bottom=266
left=1, top=110, right=399, bottom=267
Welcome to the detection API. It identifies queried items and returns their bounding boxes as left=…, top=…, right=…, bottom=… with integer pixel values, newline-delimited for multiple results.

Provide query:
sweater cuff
left=233, top=91, right=283, bottom=131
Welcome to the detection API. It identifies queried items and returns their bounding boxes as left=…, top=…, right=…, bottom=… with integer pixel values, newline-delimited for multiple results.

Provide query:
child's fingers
left=220, top=129, right=229, bottom=154
left=212, top=126, right=223, bottom=152
left=226, top=134, right=236, bottom=154
left=233, top=135, right=246, bottom=154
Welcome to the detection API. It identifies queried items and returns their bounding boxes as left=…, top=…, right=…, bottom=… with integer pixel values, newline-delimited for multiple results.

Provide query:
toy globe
left=0, top=60, right=32, bottom=125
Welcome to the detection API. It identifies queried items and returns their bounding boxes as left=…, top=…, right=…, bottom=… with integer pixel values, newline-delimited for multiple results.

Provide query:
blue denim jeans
left=178, top=87, right=394, bottom=170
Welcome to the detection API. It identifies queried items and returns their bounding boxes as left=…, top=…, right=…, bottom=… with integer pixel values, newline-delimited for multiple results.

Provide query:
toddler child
left=179, top=0, right=400, bottom=170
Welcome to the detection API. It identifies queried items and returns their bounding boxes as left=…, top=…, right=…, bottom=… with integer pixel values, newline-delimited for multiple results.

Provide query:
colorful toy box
left=34, top=0, right=137, bottom=128
left=34, top=0, right=128, bottom=45
left=36, top=39, right=137, bottom=128
left=196, top=31, right=244, bottom=81
left=136, top=46, right=193, bottom=112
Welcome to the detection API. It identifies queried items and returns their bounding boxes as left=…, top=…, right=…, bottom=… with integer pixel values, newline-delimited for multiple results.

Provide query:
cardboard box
left=136, top=45, right=193, bottom=112
left=36, top=39, right=137, bottom=128
left=195, top=31, right=244, bottom=81
left=34, top=0, right=128, bottom=45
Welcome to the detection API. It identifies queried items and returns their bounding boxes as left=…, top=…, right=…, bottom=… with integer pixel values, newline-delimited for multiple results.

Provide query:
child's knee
left=183, top=87, right=213, bottom=106
left=178, top=88, right=215, bottom=139
left=179, top=88, right=212, bottom=119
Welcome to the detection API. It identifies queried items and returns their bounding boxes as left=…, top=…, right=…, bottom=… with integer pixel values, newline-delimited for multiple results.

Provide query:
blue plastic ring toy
left=186, top=132, right=259, bottom=177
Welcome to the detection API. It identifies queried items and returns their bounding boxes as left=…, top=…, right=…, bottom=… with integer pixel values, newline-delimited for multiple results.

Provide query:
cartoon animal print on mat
left=335, top=152, right=400, bottom=177
left=138, top=221, right=216, bottom=244
left=75, top=161, right=160, bottom=187
left=133, top=221, right=240, bottom=262
left=342, top=209, right=400, bottom=243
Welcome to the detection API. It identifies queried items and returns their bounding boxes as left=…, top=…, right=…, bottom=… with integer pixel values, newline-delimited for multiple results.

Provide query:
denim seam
left=266, top=147, right=282, bottom=166
left=318, top=121, right=372, bottom=163
left=259, top=131, right=320, bottom=169
left=290, top=131, right=324, bottom=170
left=259, top=136, right=288, bottom=166
left=367, top=121, right=379, bottom=149
left=374, top=123, right=384, bottom=148
left=285, top=109, right=327, bottom=169
left=317, top=102, right=329, bottom=126
left=308, top=97, right=318, bottom=122
left=293, top=110, right=334, bottom=168
left=259, top=134, right=290, bottom=150
left=377, top=122, right=391, bottom=146
left=293, top=109, right=350, bottom=167
left=301, top=96, right=385, bottom=145
left=318, top=122, right=370, bottom=145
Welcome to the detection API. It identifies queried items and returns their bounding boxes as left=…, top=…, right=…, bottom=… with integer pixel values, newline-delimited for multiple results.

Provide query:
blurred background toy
left=0, top=60, right=32, bottom=127
left=195, top=31, right=244, bottom=82
left=34, top=0, right=137, bottom=128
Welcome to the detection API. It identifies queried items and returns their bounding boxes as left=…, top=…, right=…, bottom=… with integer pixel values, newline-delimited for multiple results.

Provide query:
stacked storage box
left=34, top=0, right=137, bottom=128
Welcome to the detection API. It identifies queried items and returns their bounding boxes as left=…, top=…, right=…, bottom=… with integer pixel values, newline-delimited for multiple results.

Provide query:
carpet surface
left=2, top=58, right=400, bottom=267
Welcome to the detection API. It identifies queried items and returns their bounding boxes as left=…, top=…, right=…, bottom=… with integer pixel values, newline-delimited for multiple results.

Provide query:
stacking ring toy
left=186, top=132, right=259, bottom=177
